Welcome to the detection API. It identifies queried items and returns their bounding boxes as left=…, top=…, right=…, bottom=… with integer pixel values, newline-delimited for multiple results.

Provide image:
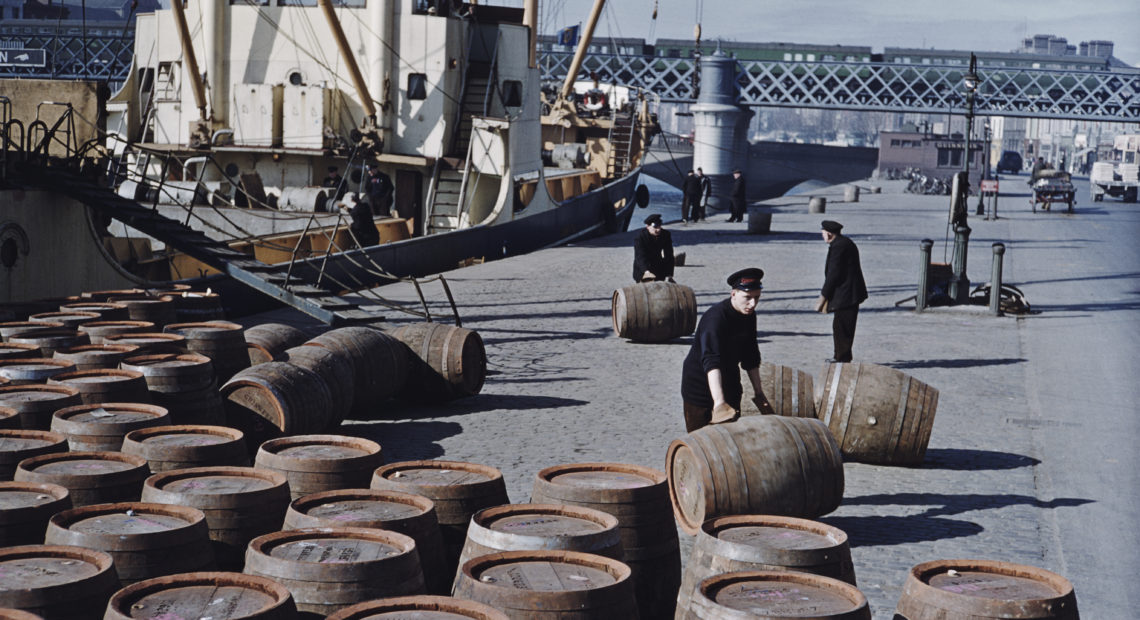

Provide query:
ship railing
left=26, top=102, right=78, bottom=163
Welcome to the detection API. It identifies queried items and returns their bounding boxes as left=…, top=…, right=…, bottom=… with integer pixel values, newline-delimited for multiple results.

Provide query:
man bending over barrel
left=632, top=213, right=675, bottom=282
left=680, top=268, right=775, bottom=432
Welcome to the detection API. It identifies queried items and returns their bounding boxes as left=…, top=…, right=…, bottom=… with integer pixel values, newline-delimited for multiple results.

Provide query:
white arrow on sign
left=15, top=54, right=29, bottom=61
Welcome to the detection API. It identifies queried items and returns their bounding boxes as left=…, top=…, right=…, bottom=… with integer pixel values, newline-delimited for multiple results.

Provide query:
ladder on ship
left=17, top=162, right=381, bottom=326
left=606, top=110, right=637, bottom=179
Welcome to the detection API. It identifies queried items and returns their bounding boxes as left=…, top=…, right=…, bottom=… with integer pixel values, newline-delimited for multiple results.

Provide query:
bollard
left=844, top=185, right=860, bottom=203
left=948, top=225, right=971, bottom=304
left=916, top=239, right=934, bottom=313
left=990, top=243, right=1005, bottom=315
left=747, top=206, right=772, bottom=234
left=808, top=196, right=826, bottom=213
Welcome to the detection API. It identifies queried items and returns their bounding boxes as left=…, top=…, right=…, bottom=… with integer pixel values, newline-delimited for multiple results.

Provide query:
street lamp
left=976, top=118, right=991, bottom=216
left=949, top=53, right=979, bottom=303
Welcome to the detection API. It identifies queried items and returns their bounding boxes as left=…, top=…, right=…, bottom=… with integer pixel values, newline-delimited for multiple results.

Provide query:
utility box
left=232, top=84, right=283, bottom=147
left=283, top=86, right=340, bottom=149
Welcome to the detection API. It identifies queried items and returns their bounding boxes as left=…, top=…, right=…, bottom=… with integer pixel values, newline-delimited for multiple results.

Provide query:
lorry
left=1090, top=134, right=1139, bottom=202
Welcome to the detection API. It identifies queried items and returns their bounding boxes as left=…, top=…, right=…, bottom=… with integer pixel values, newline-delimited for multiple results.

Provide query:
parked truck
left=1090, top=134, right=1139, bottom=202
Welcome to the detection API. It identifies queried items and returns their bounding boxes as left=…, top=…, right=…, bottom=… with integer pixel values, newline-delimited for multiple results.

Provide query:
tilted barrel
left=308, top=326, right=408, bottom=414
left=245, top=323, right=310, bottom=365
left=220, top=362, right=333, bottom=446
left=387, top=323, right=485, bottom=403
left=612, top=281, right=698, bottom=342
left=745, top=362, right=816, bottom=418
left=279, top=345, right=354, bottom=427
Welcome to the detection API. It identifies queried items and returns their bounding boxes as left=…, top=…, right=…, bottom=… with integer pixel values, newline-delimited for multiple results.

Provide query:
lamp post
left=962, top=53, right=979, bottom=193
left=976, top=119, right=991, bottom=216
left=949, top=53, right=979, bottom=303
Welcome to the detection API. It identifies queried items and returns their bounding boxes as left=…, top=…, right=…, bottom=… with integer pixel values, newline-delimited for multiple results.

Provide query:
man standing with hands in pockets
left=680, top=268, right=775, bottom=432
left=816, top=220, right=868, bottom=363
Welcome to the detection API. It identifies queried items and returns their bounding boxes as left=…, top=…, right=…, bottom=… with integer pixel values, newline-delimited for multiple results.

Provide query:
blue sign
left=0, top=49, right=47, bottom=68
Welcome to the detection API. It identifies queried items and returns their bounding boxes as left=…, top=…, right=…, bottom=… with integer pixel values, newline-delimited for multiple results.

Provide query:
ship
left=0, top=0, right=656, bottom=323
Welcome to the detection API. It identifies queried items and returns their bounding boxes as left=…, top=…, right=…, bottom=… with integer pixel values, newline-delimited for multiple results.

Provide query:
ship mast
left=317, top=0, right=380, bottom=149
left=545, top=0, right=606, bottom=127
left=170, top=0, right=211, bottom=147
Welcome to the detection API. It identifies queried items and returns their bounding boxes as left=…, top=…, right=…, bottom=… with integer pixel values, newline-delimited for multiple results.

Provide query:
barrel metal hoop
left=782, top=417, right=817, bottom=513
left=886, top=375, right=912, bottom=457
left=835, top=364, right=860, bottom=447
left=823, top=364, right=842, bottom=426
left=789, top=367, right=798, bottom=416
left=440, top=328, right=453, bottom=379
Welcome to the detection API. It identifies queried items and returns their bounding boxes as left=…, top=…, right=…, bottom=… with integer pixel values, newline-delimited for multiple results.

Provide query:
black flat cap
left=644, top=213, right=663, bottom=226
left=327, top=165, right=339, bottom=172
left=728, top=267, right=765, bottom=291
left=733, top=169, right=743, bottom=174
left=821, top=220, right=843, bottom=233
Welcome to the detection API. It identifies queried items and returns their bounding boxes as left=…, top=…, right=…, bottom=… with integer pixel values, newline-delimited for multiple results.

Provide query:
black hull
left=643, top=139, right=878, bottom=202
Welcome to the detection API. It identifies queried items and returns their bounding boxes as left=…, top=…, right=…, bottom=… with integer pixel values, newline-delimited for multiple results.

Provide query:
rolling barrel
left=684, top=570, right=869, bottom=619
left=530, top=462, right=680, bottom=620
left=283, top=488, right=449, bottom=595
left=387, top=323, right=485, bottom=403
left=254, top=434, right=383, bottom=500
left=746, top=362, right=816, bottom=418
left=667, top=416, right=844, bottom=534
left=245, top=323, right=310, bottom=365
left=453, top=550, right=638, bottom=619
left=103, top=572, right=297, bottom=620
left=0, top=481, right=72, bottom=546
left=44, top=502, right=215, bottom=585
left=279, top=345, right=354, bottom=427
left=676, top=515, right=856, bottom=615
left=817, top=362, right=940, bottom=465
left=0, top=545, right=120, bottom=620
left=0, top=430, right=68, bottom=480
left=895, top=559, right=1079, bottom=620
left=307, top=326, right=409, bottom=414
left=612, top=281, right=697, bottom=342
left=121, top=425, right=249, bottom=472
left=220, top=362, right=333, bottom=446
left=243, top=527, right=425, bottom=617
left=325, top=596, right=508, bottom=620
left=14, top=451, right=150, bottom=507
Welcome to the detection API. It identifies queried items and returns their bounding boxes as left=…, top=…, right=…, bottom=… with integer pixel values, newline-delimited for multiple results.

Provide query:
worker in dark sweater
left=632, top=213, right=675, bottom=282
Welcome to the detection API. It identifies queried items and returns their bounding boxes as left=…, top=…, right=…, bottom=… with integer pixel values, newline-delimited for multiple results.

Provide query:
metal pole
left=916, top=239, right=934, bottom=313
left=976, top=122, right=988, bottom=215
left=989, top=242, right=1005, bottom=315
left=948, top=225, right=971, bottom=304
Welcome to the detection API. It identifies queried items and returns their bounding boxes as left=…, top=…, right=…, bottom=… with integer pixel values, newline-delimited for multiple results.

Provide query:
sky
left=529, top=0, right=1140, bottom=67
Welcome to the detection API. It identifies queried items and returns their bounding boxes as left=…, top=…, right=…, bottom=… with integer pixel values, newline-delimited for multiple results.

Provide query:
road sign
left=0, top=49, right=47, bottom=68
left=981, top=179, right=999, bottom=193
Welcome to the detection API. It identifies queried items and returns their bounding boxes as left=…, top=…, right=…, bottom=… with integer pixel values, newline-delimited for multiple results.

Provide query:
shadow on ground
left=921, top=448, right=1041, bottom=471
left=339, top=420, right=462, bottom=461
left=886, top=357, right=1026, bottom=369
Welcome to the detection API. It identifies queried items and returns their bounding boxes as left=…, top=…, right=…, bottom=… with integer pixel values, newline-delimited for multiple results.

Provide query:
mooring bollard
left=990, top=242, right=1005, bottom=315
left=948, top=225, right=971, bottom=304
left=809, top=196, right=826, bottom=213
left=916, top=239, right=934, bottom=313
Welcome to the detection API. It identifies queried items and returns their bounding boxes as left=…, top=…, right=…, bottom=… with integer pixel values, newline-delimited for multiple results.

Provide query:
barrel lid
left=121, top=353, right=211, bottom=371
left=9, top=329, right=84, bottom=343
left=103, top=333, right=185, bottom=345
left=0, top=544, right=115, bottom=589
left=375, top=460, right=498, bottom=486
left=0, top=343, right=40, bottom=354
left=906, top=559, right=1075, bottom=607
left=53, top=344, right=139, bottom=356
left=666, top=440, right=707, bottom=534
left=79, top=320, right=154, bottom=331
left=144, top=466, right=285, bottom=496
left=50, top=502, right=202, bottom=536
left=698, top=571, right=867, bottom=616
left=17, top=451, right=147, bottom=477
left=50, top=369, right=145, bottom=385
left=0, top=607, right=46, bottom=620
left=541, top=463, right=662, bottom=490
left=0, top=384, right=81, bottom=403
left=0, top=359, right=75, bottom=376
left=288, top=489, right=433, bottom=525
left=463, top=550, right=626, bottom=592
left=475, top=504, right=615, bottom=537
left=29, top=312, right=100, bottom=323
left=61, top=302, right=128, bottom=312
left=165, top=321, right=242, bottom=335
left=0, top=429, right=68, bottom=454
left=325, top=595, right=509, bottom=620
left=250, top=527, right=414, bottom=564
left=107, top=572, right=294, bottom=620
left=257, top=435, right=382, bottom=471
left=52, top=403, right=169, bottom=433
left=126, top=424, right=242, bottom=447
left=707, top=515, right=847, bottom=551
left=0, top=481, right=70, bottom=509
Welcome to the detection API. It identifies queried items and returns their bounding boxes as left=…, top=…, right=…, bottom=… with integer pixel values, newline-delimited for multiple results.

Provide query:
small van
left=996, top=151, right=1024, bottom=174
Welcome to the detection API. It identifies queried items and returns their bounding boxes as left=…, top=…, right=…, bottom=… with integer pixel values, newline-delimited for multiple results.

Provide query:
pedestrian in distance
left=366, top=163, right=395, bottom=217
left=322, top=165, right=346, bottom=200
left=680, top=170, right=700, bottom=222
left=815, top=220, right=868, bottom=363
left=346, top=194, right=380, bottom=248
left=632, top=213, right=675, bottom=283
left=680, top=268, right=775, bottom=432
left=728, top=168, right=746, bottom=222
left=695, top=167, right=711, bottom=221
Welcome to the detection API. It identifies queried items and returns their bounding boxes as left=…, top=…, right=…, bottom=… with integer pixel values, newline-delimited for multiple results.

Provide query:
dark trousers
left=681, top=195, right=692, bottom=221
left=683, top=402, right=712, bottom=432
left=730, top=199, right=745, bottom=221
left=832, top=306, right=859, bottom=362
left=693, top=200, right=706, bottom=221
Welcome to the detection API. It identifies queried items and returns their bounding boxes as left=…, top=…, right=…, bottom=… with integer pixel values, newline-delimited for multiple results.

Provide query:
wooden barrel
left=50, top=403, right=170, bottom=451
left=0, top=321, right=64, bottom=341
left=895, top=559, right=1079, bottom=620
left=59, top=302, right=129, bottom=322
left=104, top=572, right=297, bottom=620
left=0, top=385, right=82, bottom=430
left=0, top=545, right=120, bottom=620
left=611, top=281, right=698, bottom=342
left=0, top=429, right=68, bottom=480
left=49, top=369, right=151, bottom=405
left=164, top=321, right=249, bottom=383
left=254, top=434, right=383, bottom=500
left=77, top=321, right=154, bottom=346
left=28, top=312, right=101, bottom=330
left=0, top=359, right=76, bottom=384
left=684, top=570, right=869, bottom=619
left=9, top=329, right=90, bottom=357
left=220, top=362, right=332, bottom=446
left=308, top=326, right=408, bottom=414
left=818, top=362, right=940, bottom=465
left=371, top=460, right=510, bottom=578
left=387, top=323, right=484, bottom=403
left=45, top=502, right=214, bottom=585
left=283, top=488, right=449, bottom=595
left=120, top=353, right=223, bottom=425
left=279, top=345, right=354, bottom=427
left=244, top=527, right=425, bottom=617
left=0, top=406, right=17, bottom=429
left=0, top=608, right=45, bottom=620
left=667, top=416, right=844, bottom=534
left=81, top=288, right=144, bottom=302
left=53, top=344, right=139, bottom=371
left=141, top=466, right=290, bottom=569
left=14, top=451, right=149, bottom=507
left=677, top=515, right=856, bottom=615
left=530, top=462, right=680, bottom=620
left=453, top=550, right=638, bottom=619
left=100, top=332, right=186, bottom=355
left=245, top=323, right=310, bottom=365
left=0, top=481, right=72, bottom=546
left=743, top=362, right=816, bottom=418
left=455, top=504, right=622, bottom=589
left=0, top=343, right=42, bottom=360
left=325, top=596, right=508, bottom=620
left=109, top=297, right=176, bottom=328
left=166, top=291, right=226, bottom=323
left=122, top=424, right=249, bottom=472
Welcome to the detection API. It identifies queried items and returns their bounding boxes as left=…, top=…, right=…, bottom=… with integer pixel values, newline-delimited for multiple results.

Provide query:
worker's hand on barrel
left=710, top=402, right=738, bottom=425
left=814, top=295, right=829, bottom=313
left=753, top=394, right=776, bottom=416
left=642, top=271, right=656, bottom=281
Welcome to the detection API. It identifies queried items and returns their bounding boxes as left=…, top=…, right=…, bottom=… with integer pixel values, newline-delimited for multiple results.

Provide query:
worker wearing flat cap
left=680, top=268, right=775, bottom=432
left=816, top=220, right=868, bottom=363
left=632, top=213, right=675, bottom=282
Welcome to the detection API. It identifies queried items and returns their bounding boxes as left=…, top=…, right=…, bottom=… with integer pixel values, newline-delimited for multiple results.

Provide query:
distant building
left=878, top=128, right=986, bottom=187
